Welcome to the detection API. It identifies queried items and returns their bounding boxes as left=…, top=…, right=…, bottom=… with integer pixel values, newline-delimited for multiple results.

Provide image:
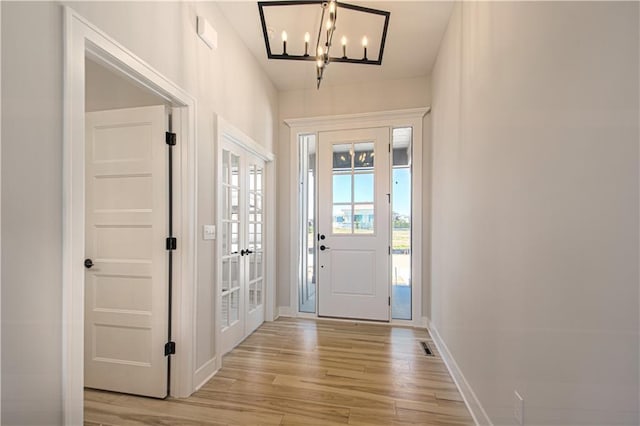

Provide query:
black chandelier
left=258, top=0, right=390, bottom=89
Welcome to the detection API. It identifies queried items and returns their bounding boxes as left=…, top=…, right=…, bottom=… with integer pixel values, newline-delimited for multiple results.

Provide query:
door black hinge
left=388, top=143, right=391, bottom=153
left=388, top=296, right=391, bottom=306
left=388, top=246, right=391, bottom=255
left=166, top=131, right=177, bottom=146
left=166, top=237, right=177, bottom=250
left=164, top=341, right=176, bottom=356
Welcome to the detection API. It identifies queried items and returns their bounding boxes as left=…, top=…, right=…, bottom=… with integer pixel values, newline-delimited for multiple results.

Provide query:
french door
left=219, top=139, right=266, bottom=354
left=317, top=127, right=391, bottom=321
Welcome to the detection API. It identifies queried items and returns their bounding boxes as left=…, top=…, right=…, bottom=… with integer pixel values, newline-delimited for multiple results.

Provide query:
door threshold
left=291, top=313, right=421, bottom=329
left=317, top=314, right=389, bottom=324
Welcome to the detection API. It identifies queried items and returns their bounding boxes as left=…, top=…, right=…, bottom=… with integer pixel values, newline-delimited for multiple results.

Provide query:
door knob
left=84, top=258, right=94, bottom=269
left=320, top=245, right=330, bottom=251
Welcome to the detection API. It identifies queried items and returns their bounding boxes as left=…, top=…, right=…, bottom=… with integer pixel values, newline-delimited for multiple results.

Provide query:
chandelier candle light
left=258, top=0, right=390, bottom=89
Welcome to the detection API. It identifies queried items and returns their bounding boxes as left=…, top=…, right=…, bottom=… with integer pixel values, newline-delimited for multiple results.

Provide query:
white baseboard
left=193, top=356, right=218, bottom=391
left=278, top=306, right=295, bottom=317
left=420, top=316, right=430, bottom=329
left=427, top=320, right=492, bottom=426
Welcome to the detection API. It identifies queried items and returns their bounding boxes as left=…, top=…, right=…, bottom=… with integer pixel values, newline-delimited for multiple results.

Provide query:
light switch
left=203, top=225, right=216, bottom=240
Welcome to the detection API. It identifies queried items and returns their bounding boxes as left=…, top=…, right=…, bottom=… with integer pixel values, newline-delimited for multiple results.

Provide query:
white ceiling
left=217, top=1, right=454, bottom=91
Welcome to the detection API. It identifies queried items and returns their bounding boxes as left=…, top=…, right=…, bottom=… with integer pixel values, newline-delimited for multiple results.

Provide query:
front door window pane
left=354, top=142, right=374, bottom=169
left=332, top=204, right=351, bottom=233
left=332, top=174, right=351, bottom=203
left=332, top=144, right=352, bottom=169
left=353, top=203, right=374, bottom=234
left=353, top=173, right=374, bottom=203
left=331, top=141, right=375, bottom=235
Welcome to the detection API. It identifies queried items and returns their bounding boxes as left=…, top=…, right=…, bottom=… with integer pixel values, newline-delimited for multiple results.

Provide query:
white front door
left=219, top=142, right=266, bottom=354
left=317, top=127, right=391, bottom=321
left=84, top=105, right=170, bottom=398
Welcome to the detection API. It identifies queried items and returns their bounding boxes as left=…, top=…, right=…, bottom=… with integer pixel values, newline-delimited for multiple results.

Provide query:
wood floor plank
left=84, top=398, right=228, bottom=426
left=85, top=318, right=473, bottom=426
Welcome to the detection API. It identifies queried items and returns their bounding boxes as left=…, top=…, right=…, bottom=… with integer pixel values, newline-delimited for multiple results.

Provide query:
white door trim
left=63, top=7, right=198, bottom=425
left=285, top=108, right=429, bottom=327
left=0, top=3, right=3, bottom=414
left=214, top=115, right=275, bottom=369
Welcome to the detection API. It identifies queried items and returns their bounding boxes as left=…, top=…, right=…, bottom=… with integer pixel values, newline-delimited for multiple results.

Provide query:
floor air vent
left=420, top=341, right=435, bottom=357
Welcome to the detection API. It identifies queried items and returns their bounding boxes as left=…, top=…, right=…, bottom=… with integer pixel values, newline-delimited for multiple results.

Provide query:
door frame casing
left=214, top=115, right=275, bottom=368
left=63, top=7, right=198, bottom=424
left=285, top=108, right=429, bottom=326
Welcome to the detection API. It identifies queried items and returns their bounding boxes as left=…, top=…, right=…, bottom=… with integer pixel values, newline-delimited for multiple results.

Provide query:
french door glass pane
left=230, top=257, right=239, bottom=288
left=230, top=290, right=239, bottom=323
left=256, top=168, right=263, bottom=190
left=256, top=281, right=263, bottom=306
left=231, top=222, right=239, bottom=254
left=221, top=294, right=229, bottom=328
left=221, top=260, right=229, bottom=292
left=249, top=283, right=256, bottom=310
left=222, top=151, right=230, bottom=183
left=250, top=255, right=257, bottom=281
left=249, top=165, right=256, bottom=191
left=221, top=222, right=229, bottom=255
left=231, top=155, right=239, bottom=186
left=255, top=253, right=263, bottom=277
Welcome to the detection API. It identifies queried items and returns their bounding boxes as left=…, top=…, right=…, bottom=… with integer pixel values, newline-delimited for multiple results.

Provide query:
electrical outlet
left=514, top=390, right=524, bottom=425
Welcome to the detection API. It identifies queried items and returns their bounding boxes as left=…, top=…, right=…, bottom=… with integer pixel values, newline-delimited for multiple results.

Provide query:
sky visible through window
left=393, top=168, right=411, bottom=216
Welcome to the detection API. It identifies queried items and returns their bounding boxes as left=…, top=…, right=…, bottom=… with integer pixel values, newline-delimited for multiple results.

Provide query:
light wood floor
left=85, top=317, right=474, bottom=425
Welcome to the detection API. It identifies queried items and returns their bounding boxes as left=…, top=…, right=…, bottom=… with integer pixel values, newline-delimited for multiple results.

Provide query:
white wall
left=85, top=58, right=167, bottom=112
left=1, top=2, right=277, bottom=424
left=277, top=76, right=431, bottom=314
left=430, top=2, right=639, bottom=424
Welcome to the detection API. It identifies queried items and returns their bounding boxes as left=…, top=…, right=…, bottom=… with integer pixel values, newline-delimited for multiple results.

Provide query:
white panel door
left=317, top=128, right=390, bottom=321
left=84, top=105, right=169, bottom=398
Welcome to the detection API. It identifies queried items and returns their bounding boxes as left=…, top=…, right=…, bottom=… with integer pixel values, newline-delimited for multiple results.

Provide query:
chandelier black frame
left=257, top=0, right=390, bottom=88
